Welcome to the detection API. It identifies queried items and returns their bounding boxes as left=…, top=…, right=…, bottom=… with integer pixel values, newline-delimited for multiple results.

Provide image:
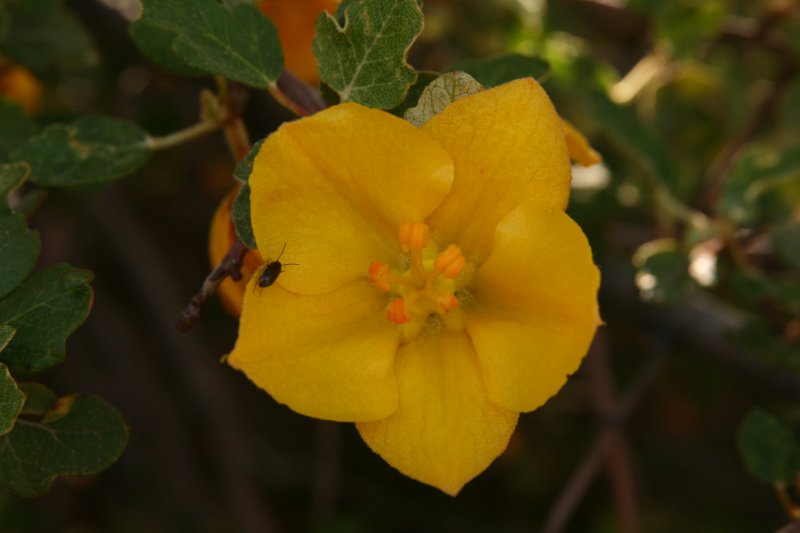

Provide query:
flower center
left=368, top=222, right=466, bottom=336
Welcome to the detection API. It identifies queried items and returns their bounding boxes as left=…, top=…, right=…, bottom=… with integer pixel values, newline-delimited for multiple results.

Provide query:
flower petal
left=250, top=103, right=454, bottom=295
left=422, top=78, right=571, bottom=260
left=0, top=64, right=43, bottom=115
left=258, top=0, right=340, bottom=84
left=466, top=199, right=601, bottom=412
left=357, top=332, right=518, bottom=495
left=562, top=119, right=602, bottom=167
left=228, top=279, right=400, bottom=421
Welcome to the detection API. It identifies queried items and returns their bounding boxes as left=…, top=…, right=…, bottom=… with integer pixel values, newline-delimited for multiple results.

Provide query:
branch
left=541, top=341, right=666, bottom=533
left=174, top=78, right=255, bottom=332
left=602, top=259, right=800, bottom=397
left=176, top=238, right=249, bottom=332
left=586, top=332, right=640, bottom=533
left=145, top=119, right=223, bottom=151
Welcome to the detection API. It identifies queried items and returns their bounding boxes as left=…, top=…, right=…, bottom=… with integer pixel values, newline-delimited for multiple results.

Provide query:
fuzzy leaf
left=0, top=326, right=14, bottom=353
left=0, top=212, right=39, bottom=299
left=389, top=70, right=438, bottom=117
left=0, top=364, right=23, bottom=436
left=404, top=72, right=483, bottom=127
left=0, top=102, right=36, bottom=163
left=231, top=139, right=263, bottom=249
left=18, top=382, right=57, bottom=417
left=314, top=0, right=423, bottom=108
left=14, top=116, right=151, bottom=187
left=0, top=0, right=97, bottom=71
left=0, top=393, right=128, bottom=497
left=0, top=162, right=31, bottom=204
left=0, top=264, right=93, bottom=376
left=131, top=0, right=283, bottom=87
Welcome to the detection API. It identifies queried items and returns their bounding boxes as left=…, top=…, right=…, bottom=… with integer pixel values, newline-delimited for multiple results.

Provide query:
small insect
left=257, top=243, right=298, bottom=288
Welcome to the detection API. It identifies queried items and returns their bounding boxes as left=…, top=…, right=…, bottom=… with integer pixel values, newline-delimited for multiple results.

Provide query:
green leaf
left=128, top=7, right=204, bottom=77
left=231, top=139, right=263, bottom=250
left=0, top=162, right=31, bottom=208
left=18, top=382, right=57, bottom=417
left=737, top=408, right=797, bottom=484
left=447, top=53, right=550, bottom=88
left=632, top=239, right=695, bottom=304
left=233, top=138, right=262, bottom=184
left=0, top=0, right=97, bottom=71
left=0, top=264, right=93, bottom=376
left=389, top=70, right=437, bottom=117
left=14, top=116, right=151, bottom=187
left=404, top=72, right=483, bottom=127
left=131, top=0, right=283, bottom=88
left=10, top=189, right=47, bottom=218
left=0, top=394, right=128, bottom=497
left=231, top=185, right=255, bottom=250
left=0, top=326, right=14, bottom=353
left=773, top=221, right=800, bottom=268
left=584, top=89, right=674, bottom=184
left=314, top=0, right=423, bottom=109
left=718, top=147, right=800, bottom=224
left=0, top=212, right=39, bottom=299
left=0, top=364, right=23, bottom=436
left=0, top=101, right=36, bottom=162
left=654, top=3, right=726, bottom=58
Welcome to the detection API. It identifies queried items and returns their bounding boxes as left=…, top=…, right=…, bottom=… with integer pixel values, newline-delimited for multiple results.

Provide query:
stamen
left=434, top=244, right=466, bottom=279
left=368, top=261, right=390, bottom=292
left=371, top=222, right=466, bottom=332
left=437, top=294, right=459, bottom=313
left=398, top=221, right=429, bottom=252
left=386, top=298, right=411, bottom=324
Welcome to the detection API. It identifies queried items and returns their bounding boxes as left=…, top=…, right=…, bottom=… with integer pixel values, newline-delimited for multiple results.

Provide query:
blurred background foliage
left=1, top=0, right=800, bottom=531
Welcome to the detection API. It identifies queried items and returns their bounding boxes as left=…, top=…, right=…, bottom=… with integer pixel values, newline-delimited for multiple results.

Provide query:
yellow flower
left=209, top=187, right=265, bottom=316
left=258, top=0, right=341, bottom=84
left=228, top=78, right=601, bottom=495
left=0, top=63, right=43, bottom=115
left=563, top=118, right=602, bottom=167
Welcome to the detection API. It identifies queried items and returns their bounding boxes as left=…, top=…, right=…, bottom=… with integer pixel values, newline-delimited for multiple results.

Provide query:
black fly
left=257, top=243, right=297, bottom=288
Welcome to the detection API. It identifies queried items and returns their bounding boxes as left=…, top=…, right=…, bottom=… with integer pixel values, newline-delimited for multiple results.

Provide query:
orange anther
left=398, top=221, right=429, bottom=252
left=386, top=298, right=411, bottom=324
left=434, top=244, right=465, bottom=279
left=368, top=261, right=391, bottom=292
left=437, top=294, right=459, bottom=313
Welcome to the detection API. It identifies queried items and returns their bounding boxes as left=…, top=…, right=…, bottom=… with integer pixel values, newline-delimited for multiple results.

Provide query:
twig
left=587, top=332, right=640, bottom=533
left=541, top=343, right=666, bottom=533
left=145, top=119, right=223, bottom=151
left=176, top=78, right=254, bottom=332
left=541, top=432, right=613, bottom=533
left=224, top=117, right=253, bottom=161
left=176, top=237, right=249, bottom=332
left=218, top=79, right=253, bottom=161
